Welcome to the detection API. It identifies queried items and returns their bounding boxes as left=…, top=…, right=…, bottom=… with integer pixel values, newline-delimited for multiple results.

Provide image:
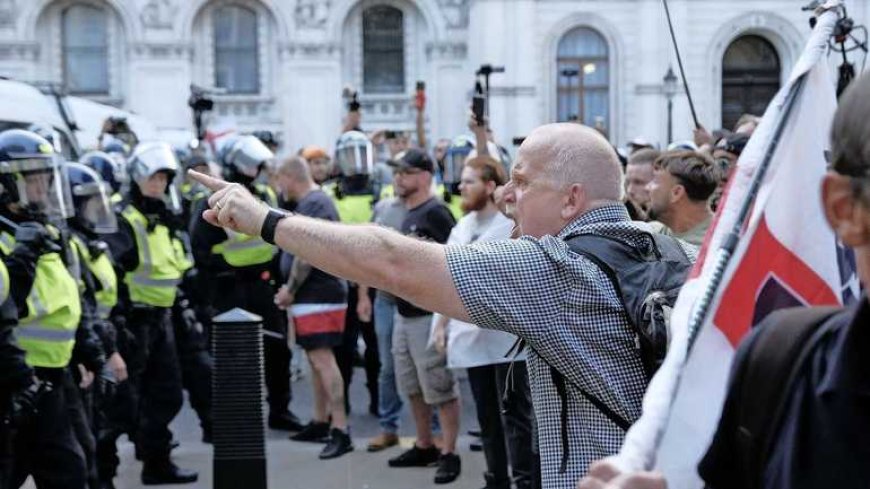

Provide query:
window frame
left=721, top=34, right=782, bottom=130
left=60, top=3, right=110, bottom=96
left=361, top=4, right=406, bottom=95
left=212, top=3, right=261, bottom=95
left=555, top=27, right=610, bottom=130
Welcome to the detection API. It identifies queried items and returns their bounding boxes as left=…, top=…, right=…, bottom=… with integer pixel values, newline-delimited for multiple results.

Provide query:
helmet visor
left=10, top=157, right=74, bottom=221
left=231, top=137, right=273, bottom=178
left=442, top=148, right=470, bottom=185
left=131, top=144, right=179, bottom=185
left=70, top=167, right=117, bottom=234
left=335, top=143, right=372, bottom=176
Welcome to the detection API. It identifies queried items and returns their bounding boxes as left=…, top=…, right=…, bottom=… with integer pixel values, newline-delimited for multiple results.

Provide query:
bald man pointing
left=192, top=123, right=695, bottom=489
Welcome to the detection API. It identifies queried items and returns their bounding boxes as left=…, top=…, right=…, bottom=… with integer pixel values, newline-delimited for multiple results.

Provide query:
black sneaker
left=290, top=421, right=330, bottom=443
left=434, top=453, right=461, bottom=484
left=268, top=410, right=305, bottom=431
left=388, top=445, right=440, bottom=468
left=319, top=428, right=354, bottom=459
left=141, top=460, right=198, bottom=485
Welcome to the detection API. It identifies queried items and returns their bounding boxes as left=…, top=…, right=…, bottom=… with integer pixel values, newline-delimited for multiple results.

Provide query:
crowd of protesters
left=3, top=19, right=869, bottom=489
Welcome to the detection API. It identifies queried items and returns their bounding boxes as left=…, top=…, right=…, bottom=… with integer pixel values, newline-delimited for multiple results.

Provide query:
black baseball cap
left=393, top=148, right=434, bottom=173
left=716, top=133, right=750, bottom=156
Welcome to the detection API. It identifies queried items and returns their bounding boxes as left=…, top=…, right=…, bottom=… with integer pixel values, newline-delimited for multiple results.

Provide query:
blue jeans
left=374, top=294, right=403, bottom=434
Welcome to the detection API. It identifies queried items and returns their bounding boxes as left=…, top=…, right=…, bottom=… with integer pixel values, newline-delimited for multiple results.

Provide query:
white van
left=0, top=78, right=80, bottom=159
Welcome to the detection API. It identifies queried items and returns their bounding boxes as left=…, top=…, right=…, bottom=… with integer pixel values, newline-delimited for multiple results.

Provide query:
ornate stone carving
left=425, top=41, right=467, bottom=61
left=130, top=43, right=192, bottom=60
left=279, top=42, right=341, bottom=61
left=0, top=42, right=39, bottom=62
left=438, top=0, right=468, bottom=29
left=141, top=0, right=177, bottom=30
left=0, top=0, right=17, bottom=28
left=295, top=0, right=331, bottom=29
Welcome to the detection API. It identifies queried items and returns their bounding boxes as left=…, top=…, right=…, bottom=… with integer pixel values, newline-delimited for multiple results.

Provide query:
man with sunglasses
left=387, top=149, right=462, bottom=484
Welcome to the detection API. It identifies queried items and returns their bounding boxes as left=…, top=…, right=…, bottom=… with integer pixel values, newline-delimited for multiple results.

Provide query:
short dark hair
left=465, top=155, right=507, bottom=186
left=654, top=151, right=719, bottom=202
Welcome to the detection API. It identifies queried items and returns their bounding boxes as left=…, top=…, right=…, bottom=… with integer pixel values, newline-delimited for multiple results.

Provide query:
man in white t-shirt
left=432, top=155, right=538, bottom=489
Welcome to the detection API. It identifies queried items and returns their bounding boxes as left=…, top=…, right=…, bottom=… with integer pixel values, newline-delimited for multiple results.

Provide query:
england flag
left=613, top=4, right=860, bottom=487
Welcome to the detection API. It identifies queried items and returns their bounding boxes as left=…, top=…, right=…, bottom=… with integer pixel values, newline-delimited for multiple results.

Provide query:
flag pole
left=662, top=0, right=701, bottom=129
left=629, top=75, right=809, bottom=471
left=683, top=76, right=807, bottom=353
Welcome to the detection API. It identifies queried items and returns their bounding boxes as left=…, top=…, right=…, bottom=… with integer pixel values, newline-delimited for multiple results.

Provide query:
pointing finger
left=188, top=170, right=229, bottom=192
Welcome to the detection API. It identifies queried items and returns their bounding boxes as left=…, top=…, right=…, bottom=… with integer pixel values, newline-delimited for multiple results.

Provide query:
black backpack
left=508, top=229, right=693, bottom=473
left=564, top=230, right=694, bottom=379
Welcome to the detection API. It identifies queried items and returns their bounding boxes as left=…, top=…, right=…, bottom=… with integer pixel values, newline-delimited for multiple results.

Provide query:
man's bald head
left=518, top=123, right=623, bottom=203
left=278, top=155, right=314, bottom=184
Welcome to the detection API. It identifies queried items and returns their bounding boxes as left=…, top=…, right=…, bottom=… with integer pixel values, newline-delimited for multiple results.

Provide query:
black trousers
left=172, top=302, right=213, bottom=435
left=334, top=285, right=379, bottom=413
left=11, top=368, right=87, bottom=489
left=98, top=308, right=183, bottom=478
left=468, top=362, right=538, bottom=489
left=468, top=365, right=511, bottom=488
left=65, top=375, right=98, bottom=489
left=211, top=273, right=290, bottom=415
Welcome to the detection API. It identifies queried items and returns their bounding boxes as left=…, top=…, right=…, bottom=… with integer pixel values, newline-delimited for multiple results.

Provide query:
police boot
left=141, top=458, right=198, bottom=485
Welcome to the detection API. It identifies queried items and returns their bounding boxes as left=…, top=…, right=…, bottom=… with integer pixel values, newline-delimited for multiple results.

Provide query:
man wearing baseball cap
left=386, top=148, right=463, bottom=484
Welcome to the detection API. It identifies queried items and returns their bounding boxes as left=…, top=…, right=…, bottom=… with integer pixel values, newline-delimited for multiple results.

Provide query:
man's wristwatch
left=260, top=209, right=291, bottom=245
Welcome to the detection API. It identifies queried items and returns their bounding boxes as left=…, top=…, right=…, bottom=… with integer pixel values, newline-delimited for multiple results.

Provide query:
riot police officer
left=0, top=243, right=33, bottom=487
left=64, top=162, right=126, bottom=489
left=80, top=151, right=129, bottom=207
left=330, top=131, right=380, bottom=416
left=0, top=129, right=92, bottom=489
left=100, top=142, right=197, bottom=487
left=190, top=135, right=302, bottom=431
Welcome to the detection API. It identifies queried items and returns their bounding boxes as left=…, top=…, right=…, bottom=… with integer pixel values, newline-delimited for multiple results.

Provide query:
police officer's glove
left=14, top=222, right=61, bottom=256
left=9, top=379, right=52, bottom=426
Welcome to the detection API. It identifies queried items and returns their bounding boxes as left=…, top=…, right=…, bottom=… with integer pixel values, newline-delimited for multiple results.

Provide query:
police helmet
left=0, top=129, right=73, bottom=222
left=81, top=150, right=128, bottom=194
left=127, top=142, right=182, bottom=213
left=66, top=162, right=117, bottom=234
left=334, top=131, right=373, bottom=177
left=218, top=135, right=273, bottom=181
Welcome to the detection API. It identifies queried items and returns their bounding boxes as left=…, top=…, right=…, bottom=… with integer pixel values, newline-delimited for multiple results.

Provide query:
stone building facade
left=0, top=0, right=865, bottom=152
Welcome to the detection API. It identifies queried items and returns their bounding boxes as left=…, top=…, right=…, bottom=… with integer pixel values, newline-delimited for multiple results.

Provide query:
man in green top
left=646, top=151, right=719, bottom=246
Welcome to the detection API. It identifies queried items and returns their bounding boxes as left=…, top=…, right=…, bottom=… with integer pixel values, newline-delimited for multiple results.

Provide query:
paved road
left=25, top=362, right=489, bottom=489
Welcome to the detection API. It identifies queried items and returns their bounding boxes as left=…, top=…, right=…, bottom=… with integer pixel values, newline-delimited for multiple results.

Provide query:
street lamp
left=663, top=66, right=678, bottom=144
left=561, top=67, right=580, bottom=122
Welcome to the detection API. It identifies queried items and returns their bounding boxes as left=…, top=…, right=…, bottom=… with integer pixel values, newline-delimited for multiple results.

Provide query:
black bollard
left=212, top=308, right=267, bottom=489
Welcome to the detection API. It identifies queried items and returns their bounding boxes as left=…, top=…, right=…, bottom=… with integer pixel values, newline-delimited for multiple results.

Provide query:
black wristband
left=260, top=209, right=289, bottom=245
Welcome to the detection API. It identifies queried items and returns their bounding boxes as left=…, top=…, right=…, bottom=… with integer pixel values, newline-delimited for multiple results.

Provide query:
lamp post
left=561, top=67, right=580, bottom=122
left=663, top=66, right=678, bottom=144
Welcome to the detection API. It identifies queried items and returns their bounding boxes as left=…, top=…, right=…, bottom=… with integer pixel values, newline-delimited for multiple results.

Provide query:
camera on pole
left=474, top=64, right=505, bottom=123
left=805, top=2, right=868, bottom=96
left=188, top=84, right=225, bottom=144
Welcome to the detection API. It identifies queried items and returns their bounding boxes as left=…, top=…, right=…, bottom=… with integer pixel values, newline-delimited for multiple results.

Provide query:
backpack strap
left=735, top=306, right=842, bottom=489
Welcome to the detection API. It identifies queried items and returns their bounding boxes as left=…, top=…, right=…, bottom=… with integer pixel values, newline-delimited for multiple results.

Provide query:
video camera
left=804, top=2, right=868, bottom=96
left=189, top=84, right=225, bottom=142
left=475, top=64, right=505, bottom=77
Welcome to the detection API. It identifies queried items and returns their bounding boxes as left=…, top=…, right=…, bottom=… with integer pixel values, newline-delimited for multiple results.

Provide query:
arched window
left=362, top=5, right=404, bottom=94
left=556, top=27, right=609, bottom=129
left=62, top=4, right=109, bottom=95
left=722, top=35, right=781, bottom=130
left=214, top=5, right=260, bottom=94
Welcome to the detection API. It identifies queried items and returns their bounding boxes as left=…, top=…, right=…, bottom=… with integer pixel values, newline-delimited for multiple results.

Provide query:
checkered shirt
left=445, top=204, right=697, bottom=489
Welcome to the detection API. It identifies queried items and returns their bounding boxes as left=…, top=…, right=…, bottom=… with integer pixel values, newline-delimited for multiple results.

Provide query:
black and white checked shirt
left=446, top=204, right=696, bottom=489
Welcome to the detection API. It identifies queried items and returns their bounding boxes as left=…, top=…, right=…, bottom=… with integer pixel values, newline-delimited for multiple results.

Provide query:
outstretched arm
left=190, top=171, right=471, bottom=322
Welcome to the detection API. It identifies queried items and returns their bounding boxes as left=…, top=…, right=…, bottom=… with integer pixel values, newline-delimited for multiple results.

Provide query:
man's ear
left=562, top=183, right=586, bottom=220
left=671, top=184, right=686, bottom=204
left=822, top=173, right=870, bottom=247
